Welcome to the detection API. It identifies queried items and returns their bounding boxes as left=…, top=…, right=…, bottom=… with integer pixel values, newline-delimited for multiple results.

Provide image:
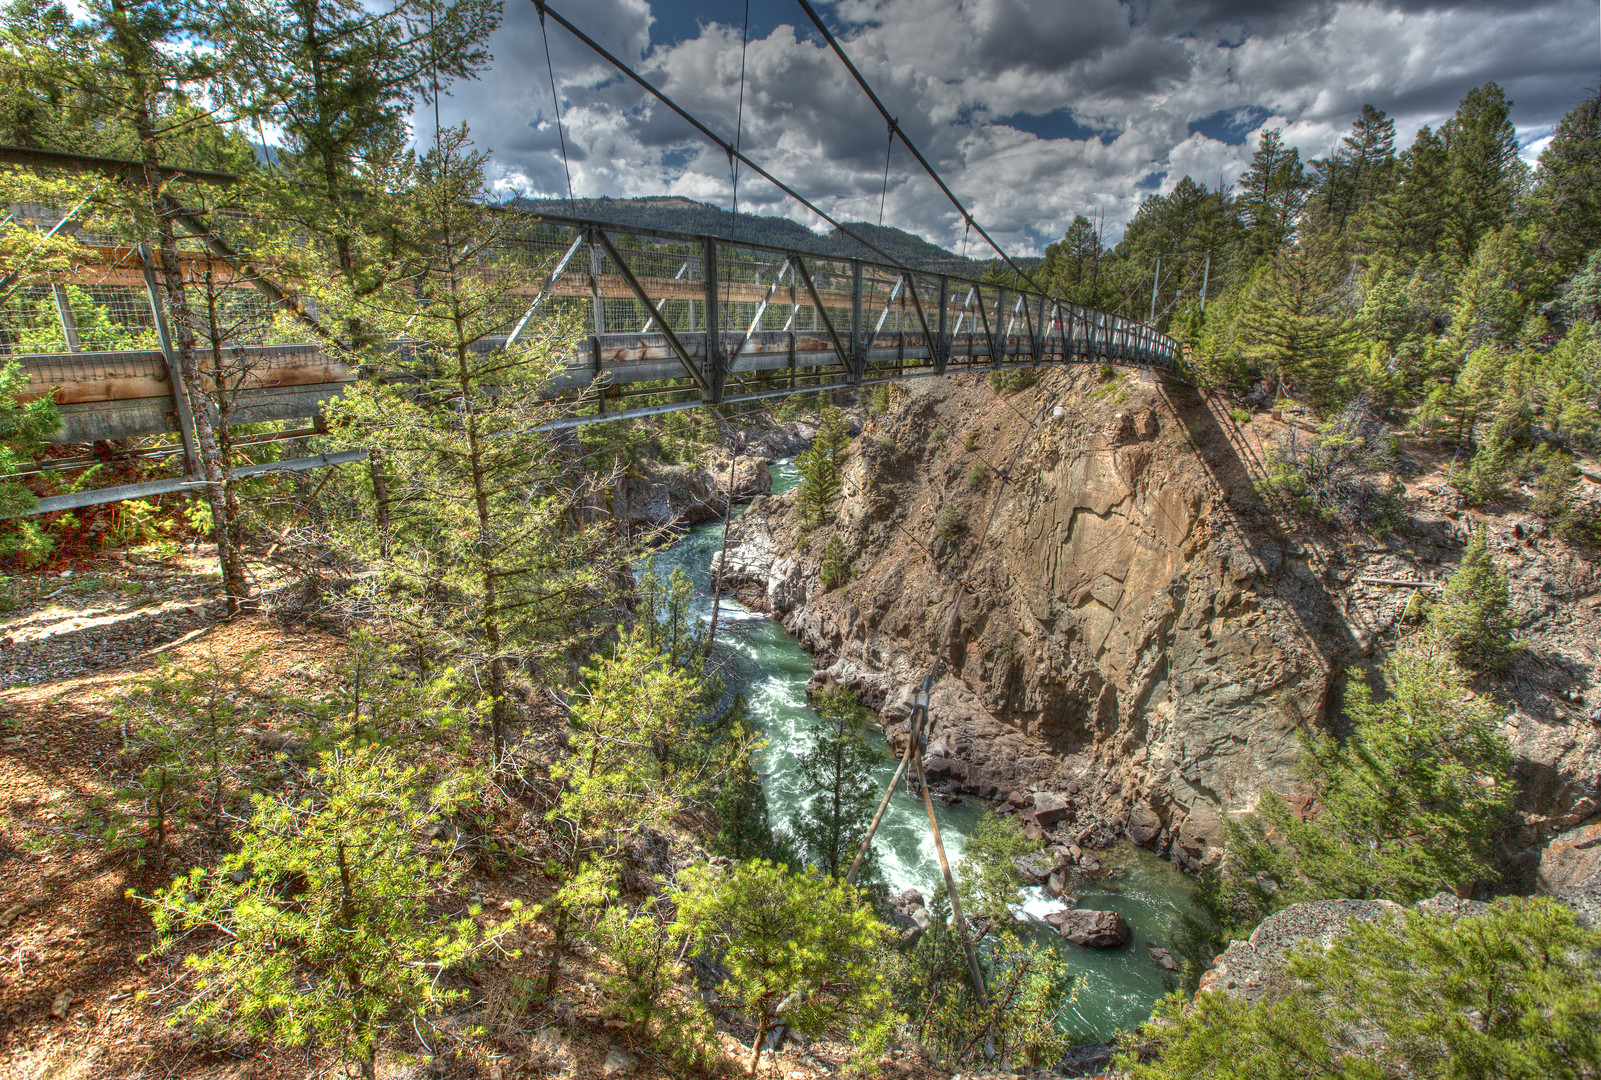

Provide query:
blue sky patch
left=1188, top=105, right=1272, bottom=145
left=996, top=108, right=1117, bottom=145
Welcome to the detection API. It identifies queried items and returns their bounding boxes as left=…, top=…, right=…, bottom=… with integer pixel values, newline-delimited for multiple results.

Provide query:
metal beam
left=16, top=449, right=370, bottom=517
left=729, top=258, right=791, bottom=365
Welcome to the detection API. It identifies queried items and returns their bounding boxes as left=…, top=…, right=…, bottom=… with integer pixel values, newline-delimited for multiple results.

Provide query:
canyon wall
left=719, top=367, right=1601, bottom=874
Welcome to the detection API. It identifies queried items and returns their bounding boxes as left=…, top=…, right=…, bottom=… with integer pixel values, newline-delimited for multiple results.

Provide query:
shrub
left=1099, top=362, right=1116, bottom=380
left=988, top=367, right=1039, bottom=394
left=1259, top=400, right=1405, bottom=530
left=964, top=431, right=978, bottom=453
left=1120, top=897, right=1601, bottom=1080
left=1431, top=525, right=1521, bottom=673
left=1230, top=407, right=1253, bottom=424
left=674, top=859, right=896, bottom=1075
left=968, top=462, right=989, bottom=488
left=1214, top=638, right=1512, bottom=936
left=936, top=505, right=964, bottom=539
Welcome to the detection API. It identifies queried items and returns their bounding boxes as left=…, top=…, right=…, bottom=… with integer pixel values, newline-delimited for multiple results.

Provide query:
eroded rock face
left=1538, top=821, right=1601, bottom=927
left=610, top=449, right=773, bottom=533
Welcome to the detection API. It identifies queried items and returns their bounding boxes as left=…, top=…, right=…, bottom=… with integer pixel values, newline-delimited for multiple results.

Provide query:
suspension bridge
left=0, top=0, right=1180, bottom=517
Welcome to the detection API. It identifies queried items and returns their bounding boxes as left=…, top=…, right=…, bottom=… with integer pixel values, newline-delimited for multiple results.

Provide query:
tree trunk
left=203, top=270, right=249, bottom=615
left=112, top=5, right=247, bottom=616
left=748, top=1018, right=768, bottom=1075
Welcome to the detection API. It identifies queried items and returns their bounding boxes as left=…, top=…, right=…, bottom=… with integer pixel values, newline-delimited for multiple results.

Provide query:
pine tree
left=1439, top=83, right=1523, bottom=267
left=1236, top=244, right=1358, bottom=404
left=795, top=405, right=851, bottom=526
left=5, top=0, right=255, bottom=610
left=1216, top=639, right=1513, bottom=934
left=316, top=130, right=619, bottom=761
left=1370, top=124, right=1451, bottom=263
left=140, top=746, right=513, bottom=1080
left=1121, top=897, right=1601, bottom=1080
left=1530, top=91, right=1601, bottom=275
left=1238, top=129, right=1306, bottom=257
left=109, top=648, right=262, bottom=865
left=1432, top=525, right=1521, bottom=673
left=673, top=859, right=896, bottom=1075
left=793, top=686, right=884, bottom=881
left=541, top=630, right=734, bottom=993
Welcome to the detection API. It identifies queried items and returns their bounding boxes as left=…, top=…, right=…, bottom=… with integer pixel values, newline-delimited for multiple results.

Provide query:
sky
left=432, top=0, right=1601, bottom=255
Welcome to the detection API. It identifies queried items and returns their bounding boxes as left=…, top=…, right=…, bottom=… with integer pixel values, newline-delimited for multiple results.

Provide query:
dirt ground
left=0, top=547, right=968, bottom=1080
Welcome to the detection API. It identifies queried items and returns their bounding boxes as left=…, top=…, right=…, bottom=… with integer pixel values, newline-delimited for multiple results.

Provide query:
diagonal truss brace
left=591, top=227, right=710, bottom=395
left=506, top=231, right=585, bottom=346
left=793, top=257, right=852, bottom=377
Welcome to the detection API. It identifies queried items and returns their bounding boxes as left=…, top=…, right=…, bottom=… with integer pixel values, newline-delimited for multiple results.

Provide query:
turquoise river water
left=646, top=461, right=1204, bottom=1043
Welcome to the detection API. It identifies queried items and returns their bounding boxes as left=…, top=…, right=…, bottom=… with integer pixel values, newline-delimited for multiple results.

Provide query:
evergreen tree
left=1216, top=639, right=1513, bottom=935
left=318, top=130, right=619, bottom=761
left=795, top=405, right=851, bottom=526
left=1530, top=91, right=1601, bottom=275
left=1236, top=244, right=1358, bottom=404
left=954, top=812, right=1034, bottom=931
left=1120, top=897, right=1601, bottom=1080
left=673, top=859, right=896, bottom=1075
left=1371, top=124, right=1451, bottom=263
left=1432, top=525, right=1521, bottom=673
left=1439, top=83, right=1523, bottom=267
left=541, top=630, right=738, bottom=993
left=6, top=0, right=253, bottom=610
left=141, top=746, right=512, bottom=1080
left=794, top=686, right=884, bottom=881
left=1039, top=214, right=1104, bottom=306
left=1238, top=129, right=1306, bottom=257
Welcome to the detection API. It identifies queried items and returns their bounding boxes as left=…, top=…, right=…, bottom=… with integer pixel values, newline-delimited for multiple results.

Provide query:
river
left=645, top=460, right=1205, bottom=1044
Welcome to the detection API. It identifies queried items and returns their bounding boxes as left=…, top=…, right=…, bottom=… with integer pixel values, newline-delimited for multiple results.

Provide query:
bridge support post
left=703, top=236, right=724, bottom=403
left=936, top=275, right=949, bottom=375
left=849, top=260, right=864, bottom=385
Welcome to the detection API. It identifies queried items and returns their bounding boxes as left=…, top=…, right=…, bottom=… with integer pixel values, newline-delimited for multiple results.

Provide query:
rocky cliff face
left=718, top=367, right=1601, bottom=876
left=721, top=369, right=1351, bottom=867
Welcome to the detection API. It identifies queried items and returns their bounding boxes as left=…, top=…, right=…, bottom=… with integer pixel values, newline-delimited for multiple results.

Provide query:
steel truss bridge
left=3, top=156, right=1178, bottom=515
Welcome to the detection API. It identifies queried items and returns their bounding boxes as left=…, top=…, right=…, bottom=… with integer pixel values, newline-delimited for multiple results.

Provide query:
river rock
left=1032, top=791, right=1073, bottom=827
left=1126, top=803, right=1162, bottom=845
left=1047, top=869, right=1070, bottom=898
left=1061, top=1042, right=1114, bottom=1077
left=1148, top=946, right=1179, bottom=971
left=1048, top=909, right=1131, bottom=948
left=887, top=888, right=932, bottom=944
left=1013, top=851, right=1057, bottom=885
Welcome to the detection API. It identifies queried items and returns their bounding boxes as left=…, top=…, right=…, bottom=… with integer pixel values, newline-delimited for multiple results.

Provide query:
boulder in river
left=1013, top=851, right=1057, bottom=885
left=1046, top=909, right=1131, bottom=948
left=1147, top=946, right=1179, bottom=971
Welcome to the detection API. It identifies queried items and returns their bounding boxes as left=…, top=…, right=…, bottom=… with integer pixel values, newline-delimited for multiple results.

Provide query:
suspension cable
left=726, top=0, right=751, bottom=310
left=537, top=4, right=576, bottom=215
left=877, top=121, right=893, bottom=229
left=529, top=1, right=912, bottom=270
left=792, top=0, right=1045, bottom=293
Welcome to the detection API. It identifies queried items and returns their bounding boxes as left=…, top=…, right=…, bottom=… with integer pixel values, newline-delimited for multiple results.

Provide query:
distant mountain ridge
left=509, top=194, right=994, bottom=275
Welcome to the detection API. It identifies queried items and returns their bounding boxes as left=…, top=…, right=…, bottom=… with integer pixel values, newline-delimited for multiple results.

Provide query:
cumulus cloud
left=434, top=0, right=1598, bottom=253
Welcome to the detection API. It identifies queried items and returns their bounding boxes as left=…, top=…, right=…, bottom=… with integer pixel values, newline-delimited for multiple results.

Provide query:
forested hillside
left=1033, top=86, right=1601, bottom=517
left=510, top=194, right=992, bottom=273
